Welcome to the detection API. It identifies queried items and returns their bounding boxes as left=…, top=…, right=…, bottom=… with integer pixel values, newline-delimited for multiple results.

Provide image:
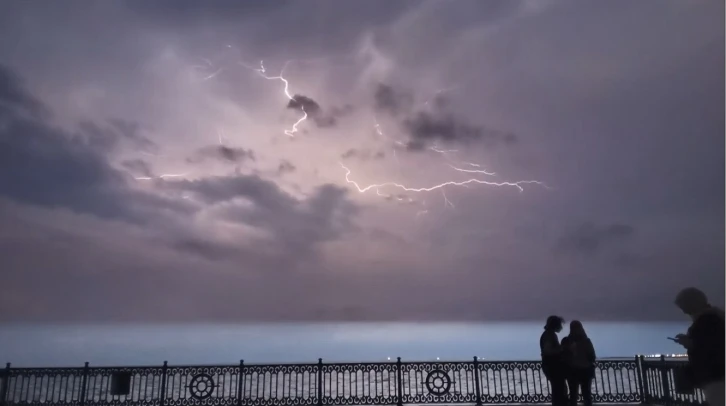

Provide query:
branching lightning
left=149, top=47, right=552, bottom=215
left=361, top=115, right=537, bottom=210
left=340, top=162, right=549, bottom=194
left=239, top=60, right=307, bottom=137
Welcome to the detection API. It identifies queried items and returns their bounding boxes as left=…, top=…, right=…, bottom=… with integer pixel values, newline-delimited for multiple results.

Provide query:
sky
left=0, top=0, right=723, bottom=323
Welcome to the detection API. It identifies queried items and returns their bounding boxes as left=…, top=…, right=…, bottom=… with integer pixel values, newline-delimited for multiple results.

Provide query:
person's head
left=569, top=320, right=587, bottom=338
left=675, top=287, right=709, bottom=317
left=545, top=315, right=565, bottom=332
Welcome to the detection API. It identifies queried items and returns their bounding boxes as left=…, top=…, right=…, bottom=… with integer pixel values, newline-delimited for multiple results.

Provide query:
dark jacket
left=540, top=330, right=564, bottom=373
left=561, top=335, right=596, bottom=374
left=687, top=308, right=725, bottom=387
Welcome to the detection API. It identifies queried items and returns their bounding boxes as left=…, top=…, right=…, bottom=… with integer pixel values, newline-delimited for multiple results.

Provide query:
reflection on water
left=0, top=322, right=688, bottom=366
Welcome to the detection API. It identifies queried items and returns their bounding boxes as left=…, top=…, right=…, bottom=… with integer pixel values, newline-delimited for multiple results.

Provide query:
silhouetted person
left=673, top=287, right=724, bottom=406
left=561, top=320, right=596, bottom=406
left=540, top=315, right=567, bottom=406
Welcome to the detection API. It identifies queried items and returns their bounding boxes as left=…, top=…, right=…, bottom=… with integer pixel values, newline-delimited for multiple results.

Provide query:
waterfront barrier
left=0, top=356, right=703, bottom=405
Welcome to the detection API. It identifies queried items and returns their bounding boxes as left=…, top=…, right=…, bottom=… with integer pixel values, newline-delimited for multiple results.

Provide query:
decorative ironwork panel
left=640, top=358, right=705, bottom=406
left=592, top=360, right=641, bottom=403
left=5, top=367, right=86, bottom=406
left=321, top=363, right=397, bottom=405
left=240, top=363, right=318, bottom=406
left=477, top=361, right=548, bottom=404
left=164, top=365, right=239, bottom=406
left=399, top=362, right=476, bottom=404
left=84, top=366, right=163, bottom=406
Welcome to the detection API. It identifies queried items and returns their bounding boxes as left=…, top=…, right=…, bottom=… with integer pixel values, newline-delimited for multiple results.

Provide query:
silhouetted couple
left=540, top=316, right=596, bottom=406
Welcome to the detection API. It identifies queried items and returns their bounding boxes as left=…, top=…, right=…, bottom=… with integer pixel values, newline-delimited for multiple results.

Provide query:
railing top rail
left=2, top=356, right=687, bottom=371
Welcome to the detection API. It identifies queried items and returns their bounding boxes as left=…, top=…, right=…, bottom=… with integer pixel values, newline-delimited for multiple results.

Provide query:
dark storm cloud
left=167, top=175, right=294, bottom=207
left=373, top=83, right=518, bottom=150
left=341, top=148, right=385, bottom=161
left=288, top=94, right=321, bottom=116
left=121, top=159, right=153, bottom=178
left=77, top=119, right=158, bottom=154
left=0, top=65, right=187, bottom=222
left=373, top=84, right=413, bottom=116
left=556, top=223, right=635, bottom=256
left=277, top=160, right=296, bottom=174
left=0, top=65, right=48, bottom=118
left=107, top=118, right=159, bottom=153
left=188, top=145, right=256, bottom=164
left=165, top=176, right=358, bottom=257
left=126, top=0, right=290, bottom=23
left=403, top=111, right=518, bottom=150
left=287, top=94, right=346, bottom=129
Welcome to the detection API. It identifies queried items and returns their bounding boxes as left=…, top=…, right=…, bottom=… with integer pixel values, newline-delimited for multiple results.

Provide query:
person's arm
left=541, top=333, right=561, bottom=356
left=587, top=339, right=597, bottom=364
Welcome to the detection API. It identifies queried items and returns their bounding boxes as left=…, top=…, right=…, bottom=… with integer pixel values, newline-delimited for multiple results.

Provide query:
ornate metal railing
left=0, top=357, right=703, bottom=406
left=639, top=356, right=705, bottom=406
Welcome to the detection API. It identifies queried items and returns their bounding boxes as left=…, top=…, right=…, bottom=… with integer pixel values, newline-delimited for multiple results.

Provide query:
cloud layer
left=0, top=0, right=722, bottom=322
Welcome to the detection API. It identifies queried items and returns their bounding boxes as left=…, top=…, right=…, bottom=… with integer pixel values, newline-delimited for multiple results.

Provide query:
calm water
left=0, top=322, right=688, bottom=367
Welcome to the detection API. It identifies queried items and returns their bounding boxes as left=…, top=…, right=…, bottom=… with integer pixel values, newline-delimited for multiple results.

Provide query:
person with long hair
left=540, top=315, right=567, bottom=406
left=561, top=320, right=596, bottom=406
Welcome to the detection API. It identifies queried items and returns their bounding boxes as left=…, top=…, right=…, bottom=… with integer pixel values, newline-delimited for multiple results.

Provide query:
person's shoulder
left=696, top=312, right=724, bottom=327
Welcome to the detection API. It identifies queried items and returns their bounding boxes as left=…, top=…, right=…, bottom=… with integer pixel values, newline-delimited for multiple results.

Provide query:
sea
left=0, top=322, right=689, bottom=367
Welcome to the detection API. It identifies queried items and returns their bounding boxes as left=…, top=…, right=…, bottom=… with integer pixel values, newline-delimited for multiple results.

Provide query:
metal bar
left=317, top=358, right=323, bottom=406
left=79, top=362, right=89, bottom=406
left=0, top=363, right=10, bottom=406
left=236, top=360, right=243, bottom=406
left=396, top=358, right=403, bottom=406
left=659, top=355, right=672, bottom=406
left=473, top=357, right=482, bottom=406
left=635, top=355, right=646, bottom=404
left=159, top=361, right=167, bottom=406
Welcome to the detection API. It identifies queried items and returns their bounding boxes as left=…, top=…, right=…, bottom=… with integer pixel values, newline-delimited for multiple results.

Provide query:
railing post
left=80, top=362, right=89, bottom=406
left=1, top=363, right=10, bottom=406
left=237, top=360, right=244, bottom=406
left=473, top=357, right=482, bottom=406
left=317, top=358, right=323, bottom=406
left=159, top=361, right=168, bottom=406
left=659, top=355, right=672, bottom=406
left=635, top=355, right=648, bottom=404
left=396, top=357, right=403, bottom=406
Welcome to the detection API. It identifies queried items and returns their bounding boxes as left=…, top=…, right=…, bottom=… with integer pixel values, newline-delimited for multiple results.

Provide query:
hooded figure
left=673, top=287, right=724, bottom=406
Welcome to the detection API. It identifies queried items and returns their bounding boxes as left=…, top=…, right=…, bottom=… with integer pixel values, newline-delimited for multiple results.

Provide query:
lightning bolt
left=202, top=68, right=224, bottom=81
left=134, top=174, right=187, bottom=181
left=448, top=164, right=496, bottom=176
left=240, top=60, right=307, bottom=138
left=339, top=162, right=549, bottom=194
left=441, top=190, right=455, bottom=209
left=429, top=146, right=459, bottom=154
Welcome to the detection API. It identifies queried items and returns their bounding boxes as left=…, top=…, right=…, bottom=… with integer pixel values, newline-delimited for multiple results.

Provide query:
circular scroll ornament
left=425, top=369, right=452, bottom=396
left=188, top=373, right=216, bottom=400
